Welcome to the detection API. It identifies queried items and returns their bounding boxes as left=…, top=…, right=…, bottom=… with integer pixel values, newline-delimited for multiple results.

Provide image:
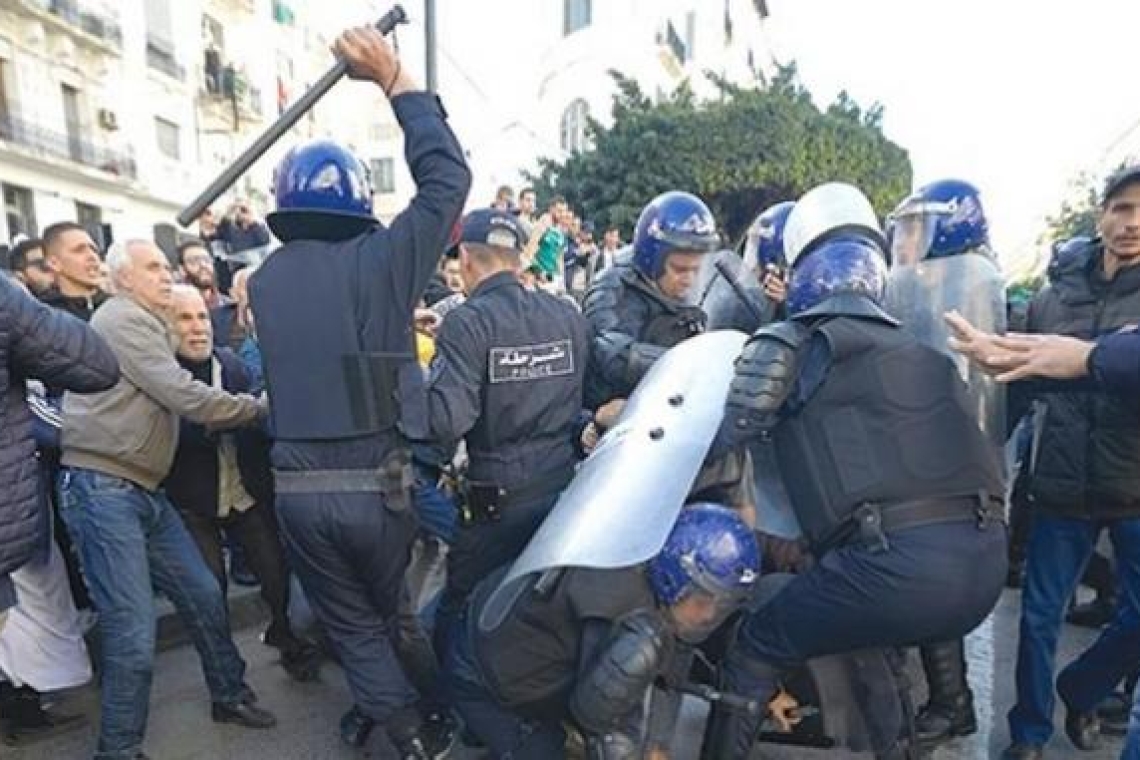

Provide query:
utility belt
left=816, top=492, right=1005, bottom=555
left=459, top=464, right=575, bottom=528
left=273, top=448, right=415, bottom=513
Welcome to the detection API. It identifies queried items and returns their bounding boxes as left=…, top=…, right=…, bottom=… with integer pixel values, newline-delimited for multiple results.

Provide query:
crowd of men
left=0, top=23, right=1139, bottom=760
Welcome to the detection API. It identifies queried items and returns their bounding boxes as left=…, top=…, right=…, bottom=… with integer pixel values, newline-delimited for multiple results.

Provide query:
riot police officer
left=582, top=191, right=720, bottom=408
left=702, top=200, right=796, bottom=334
left=446, top=503, right=760, bottom=759
left=247, top=27, right=471, bottom=759
left=425, top=208, right=590, bottom=650
left=885, top=178, right=1006, bottom=747
left=705, top=182, right=1008, bottom=759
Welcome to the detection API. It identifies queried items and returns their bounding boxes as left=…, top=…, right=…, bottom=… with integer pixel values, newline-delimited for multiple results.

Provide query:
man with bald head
left=164, top=285, right=318, bottom=681
left=58, top=240, right=276, bottom=760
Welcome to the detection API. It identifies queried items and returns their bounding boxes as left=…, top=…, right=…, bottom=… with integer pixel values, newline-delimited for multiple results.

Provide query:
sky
left=763, top=0, right=1140, bottom=273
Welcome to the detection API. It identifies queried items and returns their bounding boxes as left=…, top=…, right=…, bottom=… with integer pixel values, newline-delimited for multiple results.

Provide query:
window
left=155, top=117, right=180, bottom=160
left=560, top=99, right=589, bottom=154
left=563, top=0, right=591, bottom=36
left=664, top=20, right=688, bottom=63
left=76, top=201, right=102, bottom=227
left=4, top=184, right=36, bottom=239
left=0, top=59, right=10, bottom=124
left=62, top=84, right=82, bottom=161
left=144, top=0, right=174, bottom=54
left=370, top=157, right=395, bottom=194
left=686, top=11, right=697, bottom=60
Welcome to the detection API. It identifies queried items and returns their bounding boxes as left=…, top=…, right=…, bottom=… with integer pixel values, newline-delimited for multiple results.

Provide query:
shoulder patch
left=489, top=339, right=575, bottom=383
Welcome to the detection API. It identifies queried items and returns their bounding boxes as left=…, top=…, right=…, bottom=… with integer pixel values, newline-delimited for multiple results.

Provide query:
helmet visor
left=669, top=587, right=749, bottom=644
left=668, top=551, right=758, bottom=643
left=889, top=212, right=938, bottom=266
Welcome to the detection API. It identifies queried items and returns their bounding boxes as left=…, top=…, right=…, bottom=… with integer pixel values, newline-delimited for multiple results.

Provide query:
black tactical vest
left=249, top=238, right=425, bottom=442
left=775, top=316, right=1005, bottom=548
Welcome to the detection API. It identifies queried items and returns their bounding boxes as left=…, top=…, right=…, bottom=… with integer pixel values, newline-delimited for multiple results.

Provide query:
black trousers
left=276, top=490, right=421, bottom=723
left=177, top=503, right=291, bottom=636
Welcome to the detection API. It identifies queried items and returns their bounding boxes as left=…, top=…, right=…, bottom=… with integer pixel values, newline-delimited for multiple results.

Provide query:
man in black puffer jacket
left=0, top=274, right=118, bottom=627
left=1004, top=165, right=1140, bottom=760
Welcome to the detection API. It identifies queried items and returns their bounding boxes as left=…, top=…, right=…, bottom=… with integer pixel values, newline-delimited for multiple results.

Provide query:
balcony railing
left=0, top=112, right=137, bottom=179
left=147, top=41, right=186, bottom=81
left=202, top=60, right=264, bottom=120
left=23, top=0, right=124, bottom=52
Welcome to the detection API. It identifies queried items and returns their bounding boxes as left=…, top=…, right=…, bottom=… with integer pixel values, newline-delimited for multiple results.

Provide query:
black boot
left=915, top=640, right=976, bottom=745
left=699, top=652, right=777, bottom=760
left=0, top=684, right=86, bottom=747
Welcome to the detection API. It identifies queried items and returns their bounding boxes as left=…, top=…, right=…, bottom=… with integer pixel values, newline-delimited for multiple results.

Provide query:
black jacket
left=39, top=287, right=108, bottom=322
left=164, top=348, right=273, bottom=519
left=0, top=277, right=118, bottom=600
left=426, top=270, right=589, bottom=487
left=581, top=260, right=705, bottom=408
left=1026, top=240, right=1140, bottom=519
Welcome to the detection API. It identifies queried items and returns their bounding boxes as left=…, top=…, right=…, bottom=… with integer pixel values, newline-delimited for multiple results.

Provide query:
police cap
left=459, top=208, right=529, bottom=253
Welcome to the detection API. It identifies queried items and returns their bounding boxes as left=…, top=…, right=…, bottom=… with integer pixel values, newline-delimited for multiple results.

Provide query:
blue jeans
left=58, top=468, right=249, bottom=760
left=1009, top=513, right=1140, bottom=747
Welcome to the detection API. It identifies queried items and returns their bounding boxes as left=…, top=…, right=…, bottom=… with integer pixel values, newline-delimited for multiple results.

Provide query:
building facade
left=0, top=0, right=380, bottom=249
left=0, top=0, right=774, bottom=246
left=366, top=0, right=776, bottom=218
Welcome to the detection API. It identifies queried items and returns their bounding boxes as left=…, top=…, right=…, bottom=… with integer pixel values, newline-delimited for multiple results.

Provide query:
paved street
left=5, top=590, right=1126, bottom=760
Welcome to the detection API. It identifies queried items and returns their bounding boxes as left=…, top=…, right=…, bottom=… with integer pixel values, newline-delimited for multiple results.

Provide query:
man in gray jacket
left=58, top=240, right=275, bottom=760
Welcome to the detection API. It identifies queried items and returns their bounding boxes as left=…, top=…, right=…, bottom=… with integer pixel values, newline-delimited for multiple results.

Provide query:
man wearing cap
left=425, top=208, right=589, bottom=652
left=979, top=164, right=1140, bottom=760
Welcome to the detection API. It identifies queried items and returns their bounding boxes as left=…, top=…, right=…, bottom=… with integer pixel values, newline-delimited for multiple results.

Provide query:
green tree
left=527, top=65, right=912, bottom=243
left=1042, top=172, right=1100, bottom=246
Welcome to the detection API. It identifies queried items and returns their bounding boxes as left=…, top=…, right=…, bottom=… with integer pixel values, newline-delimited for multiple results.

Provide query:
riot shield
left=698, top=249, right=774, bottom=332
left=884, top=253, right=1007, bottom=443
left=479, top=330, right=749, bottom=631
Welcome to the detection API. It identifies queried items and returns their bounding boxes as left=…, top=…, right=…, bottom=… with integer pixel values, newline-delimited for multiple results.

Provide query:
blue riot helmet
left=744, top=201, right=795, bottom=271
left=783, top=182, right=889, bottom=316
left=648, top=503, right=760, bottom=643
left=888, top=179, right=989, bottom=265
left=632, top=191, right=720, bottom=282
left=266, top=139, right=376, bottom=242
left=786, top=236, right=889, bottom=316
left=1047, top=235, right=1092, bottom=284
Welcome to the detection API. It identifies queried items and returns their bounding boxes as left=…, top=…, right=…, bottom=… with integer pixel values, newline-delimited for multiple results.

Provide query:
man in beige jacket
left=57, top=239, right=275, bottom=760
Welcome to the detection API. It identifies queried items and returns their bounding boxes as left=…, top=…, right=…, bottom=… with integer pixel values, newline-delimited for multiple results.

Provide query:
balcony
left=199, top=58, right=264, bottom=129
left=0, top=111, right=137, bottom=179
left=147, top=40, right=186, bottom=81
left=18, top=0, right=123, bottom=54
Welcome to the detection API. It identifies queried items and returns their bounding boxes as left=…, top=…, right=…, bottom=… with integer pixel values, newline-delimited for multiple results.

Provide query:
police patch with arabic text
left=489, top=340, right=575, bottom=383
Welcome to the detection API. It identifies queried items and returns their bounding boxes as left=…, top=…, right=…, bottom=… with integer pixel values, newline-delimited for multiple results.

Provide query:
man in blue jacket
left=0, top=273, right=119, bottom=741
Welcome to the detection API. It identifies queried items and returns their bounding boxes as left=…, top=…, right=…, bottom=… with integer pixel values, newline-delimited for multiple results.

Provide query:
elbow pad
left=570, top=610, right=668, bottom=736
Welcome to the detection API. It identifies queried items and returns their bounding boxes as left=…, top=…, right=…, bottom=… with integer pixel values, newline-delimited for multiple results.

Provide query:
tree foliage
left=1042, top=171, right=1102, bottom=247
left=527, top=64, right=912, bottom=243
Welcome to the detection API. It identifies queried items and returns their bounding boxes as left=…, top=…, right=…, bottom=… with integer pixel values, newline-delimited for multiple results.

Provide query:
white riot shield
left=479, top=330, right=748, bottom=631
left=884, top=253, right=1006, bottom=443
left=698, top=250, right=774, bottom=332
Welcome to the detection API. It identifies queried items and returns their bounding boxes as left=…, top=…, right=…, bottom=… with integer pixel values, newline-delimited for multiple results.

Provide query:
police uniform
left=704, top=184, right=1007, bottom=759
left=424, top=209, right=589, bottom=646
left=581, top=190, right=721, bottom=409
left=248, top=91, right=471, bottom=751
left=582, top=259, right=706, bottom=408
left=447, top=504, right=760, bottom=759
